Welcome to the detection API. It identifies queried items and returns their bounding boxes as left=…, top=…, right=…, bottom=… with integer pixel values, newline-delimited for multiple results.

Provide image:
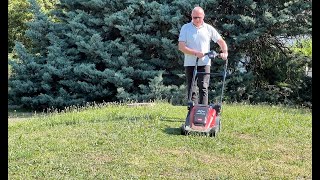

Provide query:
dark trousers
left=185, top=65, right=210, bottom=105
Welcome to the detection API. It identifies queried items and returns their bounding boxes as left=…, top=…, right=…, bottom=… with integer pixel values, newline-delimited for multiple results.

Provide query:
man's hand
left=219, top=52, right=228, bottom=60
left=217, top=38, right=228, bottom=60
left=195, top=52, right=205, bottom=59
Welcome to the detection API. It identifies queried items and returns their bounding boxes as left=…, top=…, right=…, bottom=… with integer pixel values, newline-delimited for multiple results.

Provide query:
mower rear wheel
left=181, top=124, right=187, bottom=135
left=215, top=117, right=221, bottom=133
left=218, top=118, right=222, bottom=132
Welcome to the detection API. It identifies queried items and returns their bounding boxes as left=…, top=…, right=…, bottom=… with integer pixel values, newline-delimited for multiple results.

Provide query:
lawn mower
left=181, top=50, right=228, bottom=137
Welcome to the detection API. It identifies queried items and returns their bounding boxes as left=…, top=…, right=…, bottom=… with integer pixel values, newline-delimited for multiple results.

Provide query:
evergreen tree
left=201, top=0, right=312, bottom=105
left=9, top=0, right=312, bottom=110
left=9, top=0, right=186, bottom=110
left=9, top=0, right=58, bottom=109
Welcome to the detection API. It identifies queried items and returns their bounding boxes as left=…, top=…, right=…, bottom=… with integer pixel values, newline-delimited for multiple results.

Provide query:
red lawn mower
left=181, top=50, right=228, bottom=137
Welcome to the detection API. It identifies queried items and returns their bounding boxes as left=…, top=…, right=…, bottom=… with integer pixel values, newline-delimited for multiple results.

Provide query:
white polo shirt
left=178, top=22, right=222, bottom=66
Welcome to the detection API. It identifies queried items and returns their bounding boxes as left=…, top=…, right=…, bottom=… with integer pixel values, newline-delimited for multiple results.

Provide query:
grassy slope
left=8, top=102, right=312, bottom=179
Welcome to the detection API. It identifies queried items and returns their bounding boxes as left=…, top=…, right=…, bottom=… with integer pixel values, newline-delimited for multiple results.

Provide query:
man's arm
left=178, top=41, right=204, bottom=58
left=217, top=38, right=228, bottom=60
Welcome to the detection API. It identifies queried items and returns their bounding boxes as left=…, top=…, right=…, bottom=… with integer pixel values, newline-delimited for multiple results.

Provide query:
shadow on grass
left=160, top=117, right=185, bottom=123
left=163, top=126, right=183, bottom=136
left=160, top=116, right=185, bottom=135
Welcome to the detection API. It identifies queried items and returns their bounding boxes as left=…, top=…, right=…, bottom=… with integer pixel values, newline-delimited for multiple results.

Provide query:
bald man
left=178, top=6, right=228, bottom=105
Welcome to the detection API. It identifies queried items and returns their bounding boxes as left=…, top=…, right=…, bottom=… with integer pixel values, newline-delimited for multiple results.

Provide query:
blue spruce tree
left=9, top=0, right=312, bottom=110
left=9, top=0, right=186, bottom=110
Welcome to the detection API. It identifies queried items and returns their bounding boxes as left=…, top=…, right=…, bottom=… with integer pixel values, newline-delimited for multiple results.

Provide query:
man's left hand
left=220, top=52, right=228, bottom=60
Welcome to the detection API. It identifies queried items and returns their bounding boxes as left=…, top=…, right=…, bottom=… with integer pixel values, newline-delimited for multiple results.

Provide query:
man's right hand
left=195, top=52, right=205, bottom=59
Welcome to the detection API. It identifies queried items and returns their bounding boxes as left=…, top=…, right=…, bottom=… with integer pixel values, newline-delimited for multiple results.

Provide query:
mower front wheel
left=209, top=129, right=217, bottom=137
left=210, top=118, right=220, bottom=137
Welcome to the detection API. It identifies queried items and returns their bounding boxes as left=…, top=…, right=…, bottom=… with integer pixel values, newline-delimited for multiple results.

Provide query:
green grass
left=8, top=102, right=312, bottom=179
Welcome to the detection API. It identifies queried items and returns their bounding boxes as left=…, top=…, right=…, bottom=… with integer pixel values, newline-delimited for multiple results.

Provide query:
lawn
left=8, top=102, right=312, bottom=179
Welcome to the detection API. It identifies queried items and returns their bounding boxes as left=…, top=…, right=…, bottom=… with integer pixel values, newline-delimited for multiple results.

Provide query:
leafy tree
left=291, top=37, right=312, bottom=58
left=8, top=0, right=32, bottom=52
left=287, top=37, right=312, bottom=107
left=8, top=0, right=58, bottom=53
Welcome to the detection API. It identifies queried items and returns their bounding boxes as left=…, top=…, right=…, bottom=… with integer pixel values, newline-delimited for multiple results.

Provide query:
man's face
left=191, top=11, right=204, bottom=27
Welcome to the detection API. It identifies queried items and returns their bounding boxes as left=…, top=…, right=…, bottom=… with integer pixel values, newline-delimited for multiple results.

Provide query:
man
left=178, top=6, right=228, bottom=105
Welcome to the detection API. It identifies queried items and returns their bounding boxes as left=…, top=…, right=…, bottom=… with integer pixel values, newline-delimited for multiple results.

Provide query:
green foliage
left=9, top=0, right=312, bottom=110
left=8, top=0, right=58, bottom=52
left=8, top=53, right=14, bottom=79
left=8, top=102, right=312, bottom=179
left=291, top=37, right=312, bottom=58
left=8, top=0, right=32, bottom=52
left=9, top=0, right=187, bottom=110
left=9, top=0, right=61, bottom=109
left=287, top=37, right=312, bottom=107
left=223, top=46, right=312, bottom=108
left=209, top=0, right=312, bottom=107
left=116, top=71, right=186, bottom=105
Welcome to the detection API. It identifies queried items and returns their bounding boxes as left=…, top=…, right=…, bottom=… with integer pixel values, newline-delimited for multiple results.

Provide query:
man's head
left=191, top=6, right=205, bottom=27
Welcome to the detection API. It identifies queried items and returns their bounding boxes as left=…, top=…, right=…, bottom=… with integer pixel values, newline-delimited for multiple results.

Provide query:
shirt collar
left=191, top=21, right=204, bottom=29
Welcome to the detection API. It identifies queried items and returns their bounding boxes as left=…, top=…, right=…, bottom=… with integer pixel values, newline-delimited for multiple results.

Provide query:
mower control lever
left=205, top=50, right=219, bottom=59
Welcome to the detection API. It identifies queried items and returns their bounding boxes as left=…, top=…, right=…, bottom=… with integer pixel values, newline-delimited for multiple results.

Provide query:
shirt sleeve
left=178, top=24, right=187, bottom=42
left=208, top=25, right=222, bottom=43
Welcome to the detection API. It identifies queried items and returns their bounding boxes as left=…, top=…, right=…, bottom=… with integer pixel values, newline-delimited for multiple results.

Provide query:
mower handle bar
left=205, top=50, right=219, bottom=59
left=188, top=50, right=228, bottom=106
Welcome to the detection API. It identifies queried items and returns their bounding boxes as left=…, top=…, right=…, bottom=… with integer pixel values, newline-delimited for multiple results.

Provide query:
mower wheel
left=209, top=129, right=217, bottom=137
left=209, top=117, right=220, bottom=137
left=216, top=117, right=221, bottom=133
left=180, top=124, right=186, bottom=135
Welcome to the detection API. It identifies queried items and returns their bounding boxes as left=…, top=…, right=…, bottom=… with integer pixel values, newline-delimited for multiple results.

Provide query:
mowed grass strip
left=8, top=102, right=311, bottom=179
